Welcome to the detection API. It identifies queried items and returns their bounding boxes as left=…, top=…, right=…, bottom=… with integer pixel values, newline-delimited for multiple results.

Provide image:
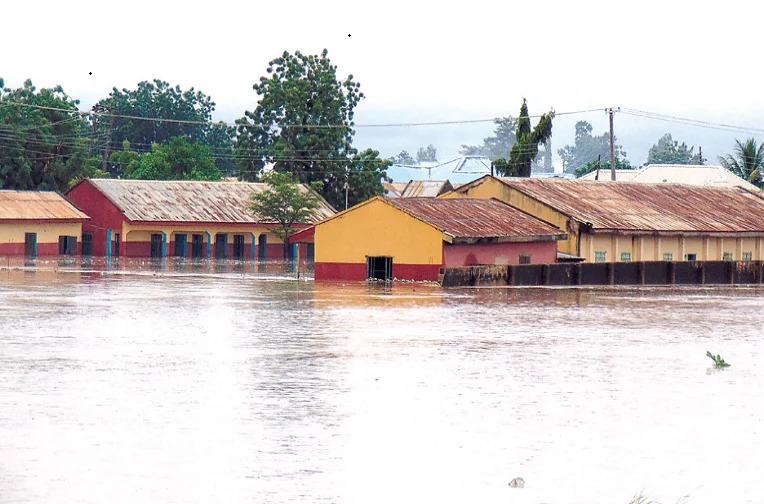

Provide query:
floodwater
left=1, top=257, right=763, bottom=504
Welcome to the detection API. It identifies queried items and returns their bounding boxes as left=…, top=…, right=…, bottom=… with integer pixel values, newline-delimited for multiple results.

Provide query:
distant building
left=0, top=190, right=89, bottom=257
left=66, top=179, right=334, bottom=259
left=579, top=164, right=760, bottom=191
left=445, top=176, right=764, bottom=263
left=312, top=196, right=565, bottom=281
left=384, top=180, right=453, bottom=198
left=383, top=182, right=408, bottom=198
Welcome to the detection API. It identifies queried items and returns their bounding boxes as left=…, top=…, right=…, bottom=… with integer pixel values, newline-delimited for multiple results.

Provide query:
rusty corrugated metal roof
left=497, top=178, right=764, bottom=233
left=84, top=179, right=335, bottom=224
left=0, top=190, right=89, bottom=221
left=400, top=180, right=453, bottom=198
left=383, top=182, right=408, bottom=198
left=388, top=197, right=565, bottom=241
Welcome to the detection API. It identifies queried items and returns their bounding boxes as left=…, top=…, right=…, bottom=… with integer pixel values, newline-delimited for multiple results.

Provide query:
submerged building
left=66, top=179, right=334, bottom=259
left=0, top=190, right=89, bottom=256
left=311, top=196, right=565, bottom=281
left=445, top=176, right=764, bottom=262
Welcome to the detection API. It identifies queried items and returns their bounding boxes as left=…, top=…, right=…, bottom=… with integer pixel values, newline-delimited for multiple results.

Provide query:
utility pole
left=101, top=106, right=115, bottom=174
left=344, top=168, right=349, bottom=210
left=607, top=107, right=616, bottom=181
left=699, top=146, right=704, bottom=165
left=490, top=161, right=495, bottom=177
left=595, top=154, right=601, bottom=181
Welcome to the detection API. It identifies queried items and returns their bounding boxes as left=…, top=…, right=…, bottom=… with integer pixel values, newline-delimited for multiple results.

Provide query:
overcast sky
left=4, top=0, right=764, bottom=170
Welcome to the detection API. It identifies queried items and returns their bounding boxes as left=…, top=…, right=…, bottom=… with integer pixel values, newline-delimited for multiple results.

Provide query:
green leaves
left=558, top=120, right=629, bottom=174
left=493, top=99, right=554, bottom=178
left=719, top=138, right=764, bottom=187
left=706, top=350, right=731, bottom=368
left=647, top=133, right=702, bottom=165
left=113, top=136, right=221, bottom=181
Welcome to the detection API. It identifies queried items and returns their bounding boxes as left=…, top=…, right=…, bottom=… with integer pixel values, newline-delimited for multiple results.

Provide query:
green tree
left=392, top=150, right=415, bottom=165
left=249, top=171, right=324, bottom=258
left=0, top=78, right=104, bottom=191
left=558, top=120, right=628, bottom=174
left=573, top=157, right=634, bottom=178
left=719, top=138, right=764, bottom=187
left=416, top=144, right=438, bottom=162
left=95, top=80, right=233, bottom=175
left=236, top=49, right=386, bottom=209
left=647, top=133, right=702, bottom=165
left=493, top=99, right=554, bottom=177
left=114, top=136, right=221, bottom=181
left=460, top=116, right=518, bottom=160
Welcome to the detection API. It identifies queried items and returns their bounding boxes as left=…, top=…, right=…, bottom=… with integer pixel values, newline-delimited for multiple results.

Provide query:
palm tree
left=719, top=138, right=764, bottom=187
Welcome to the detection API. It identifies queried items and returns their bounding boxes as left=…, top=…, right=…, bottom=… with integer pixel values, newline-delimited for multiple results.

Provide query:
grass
left=706, top=351, right=731, bottom=368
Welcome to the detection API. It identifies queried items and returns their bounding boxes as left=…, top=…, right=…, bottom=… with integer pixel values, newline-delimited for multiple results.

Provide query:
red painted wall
left=315, top=262, right=441, bottom=282
left=443, top=241, right=557, bottom=267
left=0, top=243, right=60, bottom=256
left=66, top=180, right=126, bottom=256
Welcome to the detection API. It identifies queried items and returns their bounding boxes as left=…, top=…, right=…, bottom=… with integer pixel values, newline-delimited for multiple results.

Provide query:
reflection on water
left=1, top=259, right=763, bottom=504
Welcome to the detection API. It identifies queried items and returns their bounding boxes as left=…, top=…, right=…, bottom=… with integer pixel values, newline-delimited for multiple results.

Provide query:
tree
left=0, top=78, right=104, bottom=191
left=94, top=79, right=233, bottom=175
left=460, top=116, right=518, bottom=160
left=416, top=144, right=438, bottom=162
left=235, top=49, right=386, bottom=209
left=558, top=120, right=628, bottom=174
left=493, top=99, right=554, bottom=178
left=392, top=150, right=415, bottom=165
left=249, top=171, right=324, bottom=258
left=719, top=138, right=764, bottom=187
left=573, top=157, right=634, bottom=178
left=647, top=133, right=702, bottom=165
left=110, top=137, right=222, bottom=181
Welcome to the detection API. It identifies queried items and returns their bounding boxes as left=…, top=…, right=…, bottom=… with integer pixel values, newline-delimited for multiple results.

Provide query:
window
left=82, top=233, right=93, bottom=256
left=58, top=236, right=77, bottom=255
left=742, top=251, right=753, bottom=262
left=662, top=252, right=673, bottom=261
left=594, top=251, right=607, bottom=263
left=685, top=253, right=697, bottom=262
left=518, top=254, right=531, bottom=265
left=723, top=252, right=733, bottom=261
left=620, top=252, right=632, bottom=262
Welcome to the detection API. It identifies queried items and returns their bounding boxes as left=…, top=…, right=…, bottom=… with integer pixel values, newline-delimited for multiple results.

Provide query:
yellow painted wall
left=586, top=234, right=764, bottom=262
left=122, top=223, right=284, bottom=244
left=444, top=178, right=580, bottom=255
left=315, top=198, right=443, bottom=264
left=0, top=222, right=82, bottom=243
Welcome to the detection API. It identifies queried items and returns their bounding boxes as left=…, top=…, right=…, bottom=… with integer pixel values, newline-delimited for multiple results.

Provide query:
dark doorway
left=174, top=234, right=188, bottom=257
left=24, top=233, right=37, bottom=257
left=258, top=234, right=267, bottom=261
left=113, top=233, right=121, bottom=258
left=58, top=236, right=77, bottom=255
left=150, top=233, right=163, bottom=258
left=82, top=233, right=93, bottom=256
left=215, top=233, right=227, bottom=259
left=367, top=256, right=393, bottom=281
left=233, top=234, right=245, bottom=260
left=191, top=234, right=204, bottom=259
left=307, top=243, right=315, bottom=262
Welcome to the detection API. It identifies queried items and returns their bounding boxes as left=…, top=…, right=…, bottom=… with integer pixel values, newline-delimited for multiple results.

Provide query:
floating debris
left=508, top=477, right=525, bottom=488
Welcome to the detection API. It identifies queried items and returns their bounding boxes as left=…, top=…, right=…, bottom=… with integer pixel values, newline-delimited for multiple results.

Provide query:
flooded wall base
left=440, top=260, right=764, bottom=288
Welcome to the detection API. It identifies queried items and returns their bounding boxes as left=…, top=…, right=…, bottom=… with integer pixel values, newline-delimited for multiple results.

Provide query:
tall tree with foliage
left=460, top=116, right=518, bottom=160
left=416, top=144, right=438, bottom=162
left=0, top=79, right=104, bottom=191
left=235, top=49, right=389, bottom=209
left=249, top=171, right=324, bottom=258
left=558, top=120, right=628, bottom=174
left=492, top=100, right=554, bottom=177
left=719, top=138, right=764, bottom=187
left=110, top=137, right=222, bottom=181
left=94, top=80, right=234, bottom=174
left=573, top=157, right=634, bottom=178
left=392, top=150, right=416, bottom=165
left=647, top=133, right=702, bottom=165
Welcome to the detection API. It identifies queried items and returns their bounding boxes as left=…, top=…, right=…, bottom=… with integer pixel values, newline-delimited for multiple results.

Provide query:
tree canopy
left=416, top=144, right=438, bottom=162
left=110, top=137, right=222, bottom=181
left=235, top=49, right=389, bottom=209
left=249, top=171, right=324, bottom=257
left=460, top=116, right=518, bottom=160
left=0, top=79, right=105, bottom=191
left=491, top=100, right=554, bottom=177
left=719, top=138, right=764, bottom=187
left=647, top=133, right=702, bottom=165
left=573, top=157, right=634, bottom=178
left=558, top=120, right=628, bottom=174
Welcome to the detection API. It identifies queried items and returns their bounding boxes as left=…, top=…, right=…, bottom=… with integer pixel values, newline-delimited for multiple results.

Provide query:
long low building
left=445, top=176, right=764, bottom=262
left=66, top=179, right=335, bottom=259
left=0, top=190, right=89, bottom=256
left=312, top=196, right=566, bottom=281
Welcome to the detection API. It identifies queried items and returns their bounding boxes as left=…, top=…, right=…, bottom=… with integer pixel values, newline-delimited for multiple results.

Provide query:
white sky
left=4, top=0, right=764, bottom=168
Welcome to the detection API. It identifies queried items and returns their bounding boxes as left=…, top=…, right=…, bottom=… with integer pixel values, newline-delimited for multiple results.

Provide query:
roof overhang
left=447, top=233, right=568, bottom=244
left=587, top=228, right=764, bottom=238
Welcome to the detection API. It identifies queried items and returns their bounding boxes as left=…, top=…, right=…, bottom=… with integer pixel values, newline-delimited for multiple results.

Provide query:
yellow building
left=444, top=176, right=764, bottom=262
left=313, top=196, right=565, bottom=281
left=0, top=190, right=88, bottom=256
left=66, top=179, right=334, bottom=259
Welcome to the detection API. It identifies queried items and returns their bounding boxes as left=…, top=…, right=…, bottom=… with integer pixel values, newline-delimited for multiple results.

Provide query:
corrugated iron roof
left=578, top=169, right=640, bottom=181
left=383, top=182, right=408, bottom=198
left=82, top=179, right=335, bottom=224
left=496, top=177, right=764, bottom=233
left=388, top=197, right=565, bottom=241
left=0, top=190, right=89, bottom=221
left=400, top=180, right=453, bottom=198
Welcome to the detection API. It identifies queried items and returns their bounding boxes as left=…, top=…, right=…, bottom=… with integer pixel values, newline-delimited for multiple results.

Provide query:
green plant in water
left=706, top=351, right=731, bottom=368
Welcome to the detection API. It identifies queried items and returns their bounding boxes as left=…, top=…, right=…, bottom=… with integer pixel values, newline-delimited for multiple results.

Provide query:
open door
left=367, top=256, right=393, bottom=281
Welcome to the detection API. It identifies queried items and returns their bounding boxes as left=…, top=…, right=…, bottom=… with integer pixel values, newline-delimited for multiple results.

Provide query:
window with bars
left=518, top=254, right=531, bottom=265
left=662, top=252, right=673, bottom=261
left=723, top=252, right=733, bottom=261
left=620, top=252, right=632, bottom=262
left=594, top=251, right=607, bottom=263
left=742, top=251, right=753, bottom=261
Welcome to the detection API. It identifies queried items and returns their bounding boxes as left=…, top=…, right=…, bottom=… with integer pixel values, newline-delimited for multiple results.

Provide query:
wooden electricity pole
left=607, top=107, right=616, bottom=181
